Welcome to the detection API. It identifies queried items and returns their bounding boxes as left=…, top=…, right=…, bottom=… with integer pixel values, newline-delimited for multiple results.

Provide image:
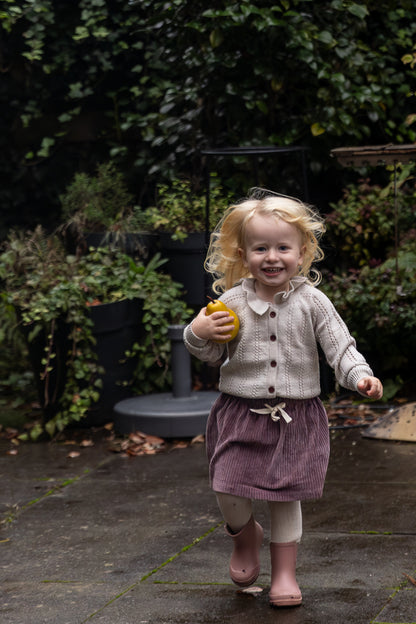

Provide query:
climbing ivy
left=1, top=0, right=416, bottom=229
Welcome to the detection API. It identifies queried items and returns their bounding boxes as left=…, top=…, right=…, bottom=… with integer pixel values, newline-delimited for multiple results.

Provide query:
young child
left=183, top=189, right=383, bottom=608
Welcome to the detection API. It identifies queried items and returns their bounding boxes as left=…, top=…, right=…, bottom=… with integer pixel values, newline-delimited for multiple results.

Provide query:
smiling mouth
left=262, top=267, right=283, bottom=275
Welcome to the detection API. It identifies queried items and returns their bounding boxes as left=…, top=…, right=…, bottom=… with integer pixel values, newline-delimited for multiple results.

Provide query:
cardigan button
left=270, top=334, right=276, bottom=341
left=270, top=360, right=277, bottom=367
left=268, top=386, right=275, bottom=393
left=270, top=311, right=276, bottom=318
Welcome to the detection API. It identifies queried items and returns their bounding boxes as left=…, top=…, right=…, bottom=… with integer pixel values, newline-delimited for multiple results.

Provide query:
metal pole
left=167, top=325, right=192, bottom=398
left=394, top=161, right=399, bottom=286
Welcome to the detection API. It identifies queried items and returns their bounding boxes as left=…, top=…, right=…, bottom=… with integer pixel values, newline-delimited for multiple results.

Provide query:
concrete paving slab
left=0, top=426, right=415, bottom=624
left=83, top=581, right=395, bottom=624
left=1, top=580, right=123, bottom=624
left=0, top=439, right=112, bottom=518
left=304, top=481, right=416, bottom=534
left=375, top=586, right=416, bottom=624
left=1, top=445, right=218, bottom=583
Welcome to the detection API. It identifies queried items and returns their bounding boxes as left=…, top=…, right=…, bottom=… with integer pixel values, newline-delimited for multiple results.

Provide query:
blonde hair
left=205, top=189, right=326, bottom=294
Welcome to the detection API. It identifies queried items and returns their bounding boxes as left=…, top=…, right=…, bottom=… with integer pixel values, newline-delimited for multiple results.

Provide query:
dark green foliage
left=60, top=162, right=134, bottom=229
left=321, top=171, right=416, bottom=397
left=324, top=173, right=416, bottom=270
left=1, top=1, right=416, bottom=229
left=0, top=228, right=191, bottom=436
left=142, top=177, right=232, bottom=241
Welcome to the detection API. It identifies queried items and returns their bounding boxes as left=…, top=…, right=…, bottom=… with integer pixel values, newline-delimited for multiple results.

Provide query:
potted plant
left=142, top=177, right=232, bottom=306
left=60, top=161, right=158, bottom=259
left=0, top=226, right=191, bottom=438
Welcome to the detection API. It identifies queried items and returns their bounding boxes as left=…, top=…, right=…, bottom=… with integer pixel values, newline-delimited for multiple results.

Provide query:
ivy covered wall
left=1, top=0, right=415, bottom=231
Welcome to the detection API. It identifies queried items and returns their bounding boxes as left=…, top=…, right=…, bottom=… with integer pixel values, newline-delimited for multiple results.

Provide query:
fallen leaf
left=129, top=432, right=146, bottom=445
left=191, top=434, right=205, bottom=444
left=144, top=434, right=165, bottom=446
left=142, top=444, right=157, bottom=454
left=108, top=428, right=167, bottom=456
left=80, top=439, right=94, bottom=447
left=67, top=451, right=80, bottom=459
left=238, top=586, right=263, bottom=595
left=403, top=572, right=416, bottom=587
left=171, top=441, right=189, bottom=450
left=126, top=447, right=144, bottom=456
left=5, top=428, right=19, bottom=439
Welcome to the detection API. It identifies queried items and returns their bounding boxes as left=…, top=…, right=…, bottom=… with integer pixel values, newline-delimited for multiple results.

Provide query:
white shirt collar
left=241, top=277, right=307, bottom=314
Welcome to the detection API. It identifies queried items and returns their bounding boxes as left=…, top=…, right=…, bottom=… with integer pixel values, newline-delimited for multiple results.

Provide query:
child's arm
left=313, top=289, right=383, bottom=399
left=191, top=307, right=236, bottom=342
left=183, top=307, right=230, bottom=364
left=357, top=376, right=383, bottom=400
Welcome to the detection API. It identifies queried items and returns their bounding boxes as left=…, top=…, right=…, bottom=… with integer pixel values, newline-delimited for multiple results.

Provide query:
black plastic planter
left=158, top=232, right=213, bottom=307
left=84, top=298, right=144, bottom=426
left=23, top=298, right=144, bottom=427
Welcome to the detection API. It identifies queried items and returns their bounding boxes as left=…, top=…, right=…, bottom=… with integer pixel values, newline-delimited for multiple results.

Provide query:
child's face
left=239, top=213, right=305, bottom=301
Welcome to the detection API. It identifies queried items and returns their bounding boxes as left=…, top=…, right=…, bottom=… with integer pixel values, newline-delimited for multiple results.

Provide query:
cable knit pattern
left=183, top=277, right=373, bottom=400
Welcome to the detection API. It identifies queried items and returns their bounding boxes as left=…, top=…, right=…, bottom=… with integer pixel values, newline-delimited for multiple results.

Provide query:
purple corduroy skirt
left=206, top=393, right=330, bottom=502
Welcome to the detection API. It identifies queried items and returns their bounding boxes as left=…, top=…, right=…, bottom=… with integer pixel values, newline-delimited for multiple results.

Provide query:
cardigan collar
left=242, top=277, right=307, bottom=315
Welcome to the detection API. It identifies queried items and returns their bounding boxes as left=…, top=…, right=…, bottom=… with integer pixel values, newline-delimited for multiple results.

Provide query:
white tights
left=215, top=492, right=302, bottom=543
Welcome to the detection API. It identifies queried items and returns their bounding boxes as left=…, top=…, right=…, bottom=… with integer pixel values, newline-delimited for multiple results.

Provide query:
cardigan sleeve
left=183, top=322, right=226, bottom=363
left=313, top=290, right=373, bottom=394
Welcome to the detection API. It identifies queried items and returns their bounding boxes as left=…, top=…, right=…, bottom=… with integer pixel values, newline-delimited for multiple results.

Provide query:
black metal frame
left=201, top=145, right=310, bottom=235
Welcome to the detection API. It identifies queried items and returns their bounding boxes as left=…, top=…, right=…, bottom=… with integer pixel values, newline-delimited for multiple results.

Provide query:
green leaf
left=73, top=26, right=89, bottom=41
left=37, top=137, right=55, bottom=158
left=317, top=30, right=334, bottom=45
left=347, top=4, right=369, bottom=19
left=58, top=112, right=73, bottom=123
left=310, top=122, right=325, bottom=136
left=30, top=423, right=45, bottom=440
left=209, top=28, right=223, bottom=48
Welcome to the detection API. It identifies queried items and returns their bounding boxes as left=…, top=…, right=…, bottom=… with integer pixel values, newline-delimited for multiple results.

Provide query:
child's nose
left=266, top=248, right=279, bottom=261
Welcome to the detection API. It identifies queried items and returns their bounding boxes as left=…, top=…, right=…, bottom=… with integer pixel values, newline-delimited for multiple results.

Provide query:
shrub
left=0, top=228, right=191, bottom=437
left=321, top=172, right=416, bottom=398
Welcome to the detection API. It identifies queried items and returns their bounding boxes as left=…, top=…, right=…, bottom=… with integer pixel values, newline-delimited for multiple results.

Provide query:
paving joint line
left=370, top=568, right=416, bottom=624
left=81, top=522, right=223, bottom=622
left=0, top=456, right=113, bottom=528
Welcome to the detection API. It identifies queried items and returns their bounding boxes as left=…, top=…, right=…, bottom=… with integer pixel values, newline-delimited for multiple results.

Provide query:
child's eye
left=255, top=246, right=267, bottom=252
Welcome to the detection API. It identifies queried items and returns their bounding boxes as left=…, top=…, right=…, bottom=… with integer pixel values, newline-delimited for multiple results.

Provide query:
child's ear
left=298, top=245, right=306, bottom=265
left=238, top=247, right=248, bottom=267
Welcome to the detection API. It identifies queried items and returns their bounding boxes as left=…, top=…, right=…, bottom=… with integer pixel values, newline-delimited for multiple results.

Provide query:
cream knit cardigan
left=183, top=277, right=373, bottom=400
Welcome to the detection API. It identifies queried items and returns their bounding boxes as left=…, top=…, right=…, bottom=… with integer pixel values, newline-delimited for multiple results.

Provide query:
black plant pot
left=23, top=298, right=144, bottom=427
left=83, top=298, right=144, bottom=426
left=159, top=232, right=214, bottom=307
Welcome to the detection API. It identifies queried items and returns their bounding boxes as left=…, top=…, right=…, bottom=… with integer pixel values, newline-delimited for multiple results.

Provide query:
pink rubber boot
left=269, top=542, right=302, bottom=607
left=225, top=515, right=264, bottom=587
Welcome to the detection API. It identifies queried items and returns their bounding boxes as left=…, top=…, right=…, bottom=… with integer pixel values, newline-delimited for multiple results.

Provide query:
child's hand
left=357, top=376, right=383, bottom=400
left=191, top=306, right=235, bottom=342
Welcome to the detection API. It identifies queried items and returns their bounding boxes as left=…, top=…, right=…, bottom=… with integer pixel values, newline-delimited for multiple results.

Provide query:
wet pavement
left=0, top=423, right=415, bottom=624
